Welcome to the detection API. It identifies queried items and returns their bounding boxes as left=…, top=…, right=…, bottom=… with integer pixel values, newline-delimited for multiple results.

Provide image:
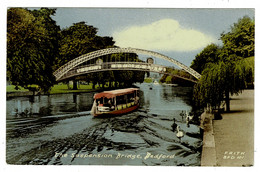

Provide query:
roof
left=94, top=88, right=139, bottom=99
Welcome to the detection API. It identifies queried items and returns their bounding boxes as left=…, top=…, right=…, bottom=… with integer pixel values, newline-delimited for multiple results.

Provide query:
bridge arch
left=53, top=47, right=201, bottom=81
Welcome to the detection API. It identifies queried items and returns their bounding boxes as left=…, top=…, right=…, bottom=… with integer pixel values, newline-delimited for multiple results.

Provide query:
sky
left=51, top=8, right=254, bottom=66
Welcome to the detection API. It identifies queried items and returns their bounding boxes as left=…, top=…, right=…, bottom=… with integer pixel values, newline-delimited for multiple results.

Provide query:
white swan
left=176, top=126, right=184, bottom=139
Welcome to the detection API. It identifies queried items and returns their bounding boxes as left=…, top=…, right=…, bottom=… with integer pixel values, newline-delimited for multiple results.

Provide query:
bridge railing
left=58, top=62, right=197, bottom=83
left=59, top=62, right=166, bottom=80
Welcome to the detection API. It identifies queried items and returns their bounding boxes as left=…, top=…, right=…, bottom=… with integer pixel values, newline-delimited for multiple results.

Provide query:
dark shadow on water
left=93, top=109, right=141, bottom=119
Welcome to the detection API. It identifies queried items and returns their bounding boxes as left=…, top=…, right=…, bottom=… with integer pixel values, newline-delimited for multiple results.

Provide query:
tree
left=193, top=61, right=230, bottom=110
left=193, top=16, right=254, bottom=112
left=194, top=56, right=254, bottom=111
left=220, top=16, right=254, bottom=59
left=58, top=22, right=115, bottom=89
left=133, top=71, right=145, bottom=83
left=58, top=22, right=99, bottom=67
left=165, top=76, right=172, bottom=84
left=31, top=8, right=61, bottom=68
left=58, top=22, right=116, bottom=67
left=7, top=8, right=60, bottom=92
left=190, top=43, right=220, bottom=74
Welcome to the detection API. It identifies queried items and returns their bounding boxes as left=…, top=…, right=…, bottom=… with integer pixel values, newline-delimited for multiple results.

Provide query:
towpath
left=201, top=89, right=254, bottom=166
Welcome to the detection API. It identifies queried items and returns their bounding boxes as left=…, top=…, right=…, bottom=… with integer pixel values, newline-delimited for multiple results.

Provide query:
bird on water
left=171, top=118, right=177, bottom=132
left=185, top=110, right=193, bottom=127
left=179, top=110, right=185, bottom=121
left=176, top=125, right=184, bottom=140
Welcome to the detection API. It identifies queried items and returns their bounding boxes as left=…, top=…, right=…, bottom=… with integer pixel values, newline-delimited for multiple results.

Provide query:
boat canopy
left=94, top=88, right=139, bottom=99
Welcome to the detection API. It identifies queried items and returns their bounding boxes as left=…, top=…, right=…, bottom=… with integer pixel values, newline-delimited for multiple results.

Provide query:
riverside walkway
left=201, top=89, right=254, bottom=166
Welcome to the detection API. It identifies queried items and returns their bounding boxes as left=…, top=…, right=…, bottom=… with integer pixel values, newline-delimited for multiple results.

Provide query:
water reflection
left=7, top=92, right=95, bottom=119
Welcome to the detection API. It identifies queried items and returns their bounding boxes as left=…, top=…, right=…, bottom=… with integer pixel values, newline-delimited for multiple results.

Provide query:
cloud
left=113, top=19, right=215, bottom=52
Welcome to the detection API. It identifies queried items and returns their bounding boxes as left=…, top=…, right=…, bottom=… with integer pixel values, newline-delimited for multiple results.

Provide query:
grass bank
left=144, top=78, right=153, bottom=83
left=49, top=83, right=99, bottom=94
left=6, top=85, right=30, bottom=92
left=7, top=83, right=105, bottom=95
left=6, top=81, right=139, bottom=96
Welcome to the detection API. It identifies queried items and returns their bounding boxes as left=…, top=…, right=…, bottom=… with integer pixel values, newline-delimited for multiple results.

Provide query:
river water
left=6, top=83, right=202, bottom=166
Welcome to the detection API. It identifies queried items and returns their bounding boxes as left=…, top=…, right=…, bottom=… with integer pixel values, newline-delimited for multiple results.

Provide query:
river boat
left=90, top=88, right=140, bottom=117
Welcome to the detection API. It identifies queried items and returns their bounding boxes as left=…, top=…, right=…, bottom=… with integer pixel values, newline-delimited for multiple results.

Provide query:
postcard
left=3, top=1, right=256, bottom=169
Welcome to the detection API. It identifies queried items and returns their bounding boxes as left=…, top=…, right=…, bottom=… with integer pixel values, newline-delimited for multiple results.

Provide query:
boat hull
left=93, top=104, right=139, bottom=117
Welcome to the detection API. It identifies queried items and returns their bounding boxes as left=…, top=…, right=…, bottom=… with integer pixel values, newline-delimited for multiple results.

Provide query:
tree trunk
left=72, top=80, right=78, bottom=90
left=225, top=89, right=230, bottom=112
left=67, top=82, right=70, bottom=89
left=92, top=82, right=96, bottom=89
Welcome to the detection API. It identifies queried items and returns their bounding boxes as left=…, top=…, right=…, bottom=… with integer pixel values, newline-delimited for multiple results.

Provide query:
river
left=6, top=83, right=202, bottom=166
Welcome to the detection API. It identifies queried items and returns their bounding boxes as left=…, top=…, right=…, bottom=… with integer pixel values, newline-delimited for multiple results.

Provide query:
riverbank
left=6, top=83, right=144, bottom=98
left=201, top=89, right=254, bottom=166
left=7, top=84, right=111, bottom=98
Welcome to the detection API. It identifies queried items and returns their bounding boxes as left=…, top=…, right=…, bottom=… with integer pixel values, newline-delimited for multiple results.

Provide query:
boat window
left=96, top=97, right=114, bottom=107
left=104, top=97, right=109, bottom=104
left=103, top=97, right=112, bottom=107
left=116, top=95, right=126, bottom=105
left=96, top=98, right=103, bottom=105
left=127, top=93, right=135, bottom=101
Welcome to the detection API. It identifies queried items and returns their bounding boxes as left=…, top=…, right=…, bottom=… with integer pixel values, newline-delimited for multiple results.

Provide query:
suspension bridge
left=53, top=47, right=201, bottom=82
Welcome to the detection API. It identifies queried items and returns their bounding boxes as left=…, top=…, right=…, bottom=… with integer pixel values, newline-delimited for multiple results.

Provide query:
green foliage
left=160, top=67, right=195, bottom=86
left=193, top=61, right=227, bottom=108
left=49, top=83, right=99, bottom=94
left=144, top=78, right=153, bottom=83
left=194, top=57, right=254, bottom=110
left=190, top=44, right=220, bottom=74
left=7, top=8, right=59, bottom=92
left=192, top=16, right=255, bottom=111
left=220, top=16, right=254, bottom=59
left=58, top=22, right=113, bottom=67
left=7, top=8, right=145, bottom=92
left=165, top=76, right=172, bottom=83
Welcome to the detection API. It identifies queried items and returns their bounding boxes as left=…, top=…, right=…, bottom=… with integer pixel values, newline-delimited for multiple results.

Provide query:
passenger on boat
left=91, top=88, right=140, bottom=116
left=107, top=100, right=115, bottom=110
left=108, top=100, right=111, bottom=106
left=134, top=97, right=139, bottom=104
